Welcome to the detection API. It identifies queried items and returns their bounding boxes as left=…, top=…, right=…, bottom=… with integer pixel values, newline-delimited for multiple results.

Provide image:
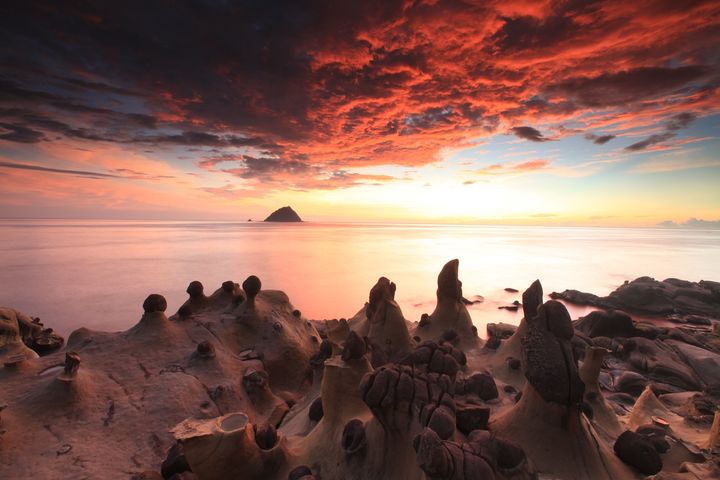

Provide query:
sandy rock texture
left=1, top=263, right=719, bottom=480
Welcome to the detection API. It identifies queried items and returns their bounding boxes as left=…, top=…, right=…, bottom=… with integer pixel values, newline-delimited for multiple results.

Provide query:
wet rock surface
left=552, top=276, right=720, bottom=318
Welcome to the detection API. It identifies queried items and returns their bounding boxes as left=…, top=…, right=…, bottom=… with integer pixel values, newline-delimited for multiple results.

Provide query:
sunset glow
left=1, top=1, right=719, bottom=225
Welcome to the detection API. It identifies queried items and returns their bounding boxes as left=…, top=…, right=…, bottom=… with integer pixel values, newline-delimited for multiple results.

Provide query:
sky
left=0, top=0, right=719, bottom=226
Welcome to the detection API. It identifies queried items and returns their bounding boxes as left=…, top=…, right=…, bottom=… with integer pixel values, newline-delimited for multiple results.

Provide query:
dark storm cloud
left=491, top=13, right=582, bottom=54
left=0, top=123, right=44, bottom=143
left=545, top=66, right=712, bottom=108
left=584, top=133, right=616, bottom=145
left=0, top=0, right=718, bottom=180
left=0, top=110, right=115, bottom=142
left=135, top=132, right=276, bottom=149
left=511, top=126, right=552, bottom=142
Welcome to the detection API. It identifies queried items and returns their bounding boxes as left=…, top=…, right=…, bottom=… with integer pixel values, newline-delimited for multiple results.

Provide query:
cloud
left=544, top=66, right=712, bottom=108
left=624, top=112, right=699, bottom=151
left=198, top=153, right=401, bottom=191
left=630, top=157, right=720, bottom=173
left=0, top=161, right=121, bottom=179
left=584, top=133, right=616, bottom=145
left=0, top=161, right=176, bottom=181
left=475, top=159, right=550, bottom=176
left=665, top=112, right=697, bottom=131
left=0, top=123, right=44, bottom=143
left=658, top=218, right=720, bottom=229
left=511, top=126, right=552, bottom=142
left=0, top=0, right=718, bottom=196
left=625, top=132, right=677, bottom=152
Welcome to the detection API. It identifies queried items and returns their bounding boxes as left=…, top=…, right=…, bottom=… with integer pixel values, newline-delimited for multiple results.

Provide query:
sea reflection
left=1, top=220, right=718, bottom=337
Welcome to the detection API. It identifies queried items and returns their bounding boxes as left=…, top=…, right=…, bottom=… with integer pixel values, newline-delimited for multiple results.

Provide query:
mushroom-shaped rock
left=143, top=294, right=168, bottom=313
left=175, top=281, right=209, bottom=316
left=242, top=275, right=262, bottom=307
left=58, top=351, right=81, bottom=382
left=205, top=281, right=243, bottom=310
left=133, top=294, right=174, bottom=335
left=187, top=281, right=204, bottom=298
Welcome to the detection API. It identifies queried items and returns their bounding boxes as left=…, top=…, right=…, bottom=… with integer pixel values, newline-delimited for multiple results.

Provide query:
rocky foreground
left=1, top=262, right=719, bottom=479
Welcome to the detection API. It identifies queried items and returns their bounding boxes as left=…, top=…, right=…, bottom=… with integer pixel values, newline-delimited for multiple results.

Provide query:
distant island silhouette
left=264, top=206, right=303, bottom=222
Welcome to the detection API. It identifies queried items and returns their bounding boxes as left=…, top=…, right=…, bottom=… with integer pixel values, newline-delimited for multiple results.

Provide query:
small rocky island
left=264, top=206, right=303, bottom=222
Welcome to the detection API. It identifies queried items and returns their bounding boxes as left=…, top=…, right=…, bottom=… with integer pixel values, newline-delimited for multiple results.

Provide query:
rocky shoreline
left=1, top=262, right=719, bottom=479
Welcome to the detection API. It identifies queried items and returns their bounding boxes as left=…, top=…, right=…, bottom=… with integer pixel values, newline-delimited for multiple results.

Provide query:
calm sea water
left=1, top=220, right=718, bottom=338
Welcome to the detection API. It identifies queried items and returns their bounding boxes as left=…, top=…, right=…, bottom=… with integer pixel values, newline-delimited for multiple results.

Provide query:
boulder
left=613, top=430, right=662, bottom=475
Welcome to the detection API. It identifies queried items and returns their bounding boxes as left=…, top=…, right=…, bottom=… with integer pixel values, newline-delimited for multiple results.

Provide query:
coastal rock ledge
left=264, top=206, right=303, bottom=222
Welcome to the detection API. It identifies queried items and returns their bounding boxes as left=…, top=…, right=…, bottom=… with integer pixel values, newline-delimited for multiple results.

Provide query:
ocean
left=1, top=219, right=718, bottom=338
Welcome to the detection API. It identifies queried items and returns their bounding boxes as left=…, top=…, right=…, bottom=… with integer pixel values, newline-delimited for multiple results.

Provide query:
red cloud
left=1, top=0, right=719, bottom=188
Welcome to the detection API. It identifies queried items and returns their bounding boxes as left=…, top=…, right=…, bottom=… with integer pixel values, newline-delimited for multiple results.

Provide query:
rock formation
left=552, top=276, right=720, bottom=318
left=1, top=262, right=719, bottom=479
left=0, top=307, right=63, bottom=364
left=413, top=259, right=479, bottom=348
left=264, top=206, right=303, bottom=222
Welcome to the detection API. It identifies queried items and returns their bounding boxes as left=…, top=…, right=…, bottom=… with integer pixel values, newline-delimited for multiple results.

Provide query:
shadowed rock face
left=437, top=259, right=463, bottom=302
left=575, top=310, right=636, bottom=338
left=522, top=280, right=543, bottom=321
left=521, top=300, right=584, bottom=407
left=414, top=428, right=528, bottom=480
